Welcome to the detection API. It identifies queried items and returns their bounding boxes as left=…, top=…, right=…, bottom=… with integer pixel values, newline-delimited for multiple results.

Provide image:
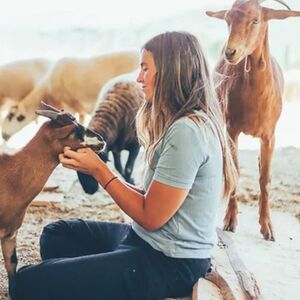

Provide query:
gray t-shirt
left=132, top=113, right=223, bottom=259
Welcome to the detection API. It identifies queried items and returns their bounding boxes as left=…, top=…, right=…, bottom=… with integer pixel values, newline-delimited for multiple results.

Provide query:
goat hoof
left=261, top=228, right=275, bottom=241
left=223, top=214, right=237, bottom=232
left=260, top=221, right=275, bottom=241
left=223, top=223, right=236, bottom=232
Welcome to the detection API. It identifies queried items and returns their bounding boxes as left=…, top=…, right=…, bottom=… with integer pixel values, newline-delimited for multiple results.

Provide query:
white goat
left=1, top=51, right=139, bottom=140
left=0, top=59, right=51, bottom=110
left=0, top=102, right=105, bottom=299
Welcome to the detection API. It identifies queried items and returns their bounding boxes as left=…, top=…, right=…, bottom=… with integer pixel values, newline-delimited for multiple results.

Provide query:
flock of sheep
left=0, top=50, right=144, bottom=176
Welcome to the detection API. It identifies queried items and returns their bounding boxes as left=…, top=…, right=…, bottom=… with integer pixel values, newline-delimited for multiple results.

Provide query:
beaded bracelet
left=104, top=176, right=118, bottom=190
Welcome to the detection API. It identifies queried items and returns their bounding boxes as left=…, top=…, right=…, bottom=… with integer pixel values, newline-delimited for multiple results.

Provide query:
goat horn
left=35, top=110, right=76, bottom=127
left=258, top=0, right=291, bottom=10
left=40, top=101, right=62, bottom=112
left=35, top=110, right=60, bottom=120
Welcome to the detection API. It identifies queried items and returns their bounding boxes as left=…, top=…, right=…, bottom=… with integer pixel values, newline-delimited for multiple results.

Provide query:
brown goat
left=207, top=0, right=300, bottom=241
left=0, top=102, right=105, bottom=298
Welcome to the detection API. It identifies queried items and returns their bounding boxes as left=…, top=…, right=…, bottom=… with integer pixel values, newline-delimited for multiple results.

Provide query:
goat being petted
left=0, top=102, right=105, bottom=299
left=206, top=0, right=300, bottom=241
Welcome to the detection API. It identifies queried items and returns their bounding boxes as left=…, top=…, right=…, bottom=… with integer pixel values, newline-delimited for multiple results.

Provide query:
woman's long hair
left=136, top=31, right=237, bottom=199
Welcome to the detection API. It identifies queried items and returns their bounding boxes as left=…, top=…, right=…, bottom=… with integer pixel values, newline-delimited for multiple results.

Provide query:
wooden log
left=192, top=277, right=223, bottom=300
left=216, top=228, right=261, bottom=300
left=205, top=270, right=236, bottom=300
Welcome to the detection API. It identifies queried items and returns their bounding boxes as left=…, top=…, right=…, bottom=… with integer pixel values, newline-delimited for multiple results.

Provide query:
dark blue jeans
left=15, top=219, right=210, bottom=300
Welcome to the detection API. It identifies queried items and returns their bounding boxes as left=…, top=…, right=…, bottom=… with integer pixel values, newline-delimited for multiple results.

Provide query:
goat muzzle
left=225, top=48, right=237, bottom=61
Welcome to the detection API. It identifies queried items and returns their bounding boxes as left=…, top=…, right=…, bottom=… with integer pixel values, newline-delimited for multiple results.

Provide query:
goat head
left=35, top=101, right=106, bottom=153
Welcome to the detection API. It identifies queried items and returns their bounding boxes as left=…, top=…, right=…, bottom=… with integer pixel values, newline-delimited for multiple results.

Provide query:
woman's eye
left=252, top=18, right=259, bottom=25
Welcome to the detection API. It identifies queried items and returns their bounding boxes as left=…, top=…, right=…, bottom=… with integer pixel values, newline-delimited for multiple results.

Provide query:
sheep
left=1, top=51, right=139, bottom=141
left=77, top=72, right=144, bottom=194
left=0, top=102, right=105, bottom=299
left=0, top=59, right=51, bottom=110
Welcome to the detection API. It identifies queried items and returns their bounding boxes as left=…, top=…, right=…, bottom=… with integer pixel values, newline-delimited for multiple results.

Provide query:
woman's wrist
left=92, top=160, right=118, bottom=189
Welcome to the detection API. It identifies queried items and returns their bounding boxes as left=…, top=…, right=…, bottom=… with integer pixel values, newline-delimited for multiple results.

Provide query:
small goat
left=207, top=0, right=300, bottom=240
left=1, top=51, right=139, bottom=140
left=0, top=102, right=105, bottom=298
left=77, top=73, right=144, bottom=194
left=0, top=59, right=51, bottom=110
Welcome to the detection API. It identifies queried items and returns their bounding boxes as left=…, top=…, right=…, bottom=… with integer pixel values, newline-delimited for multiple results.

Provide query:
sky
left=1, top=0, right=299, bottom=31
left=0, top=0, right=233, bottom=30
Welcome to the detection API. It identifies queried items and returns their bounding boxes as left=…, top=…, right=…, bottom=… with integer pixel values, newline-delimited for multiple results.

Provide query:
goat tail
left=77, top=172, right=99, bottom=194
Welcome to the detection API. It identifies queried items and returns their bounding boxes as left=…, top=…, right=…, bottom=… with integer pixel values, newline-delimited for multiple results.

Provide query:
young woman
left=15, top=31, right=237, bottom=300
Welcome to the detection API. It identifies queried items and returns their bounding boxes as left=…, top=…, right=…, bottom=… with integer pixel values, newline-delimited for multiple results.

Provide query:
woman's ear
left=53, top=124, right=76, bottom=139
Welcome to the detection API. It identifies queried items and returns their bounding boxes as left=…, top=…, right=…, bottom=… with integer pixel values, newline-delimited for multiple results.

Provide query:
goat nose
left=225, top=48, right=237, bottom=60
left=2, top=133, right=11, bottom=141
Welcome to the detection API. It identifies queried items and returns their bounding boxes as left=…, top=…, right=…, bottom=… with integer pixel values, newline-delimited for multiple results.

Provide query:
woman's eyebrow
left=140, top=62, right=147, bottom=67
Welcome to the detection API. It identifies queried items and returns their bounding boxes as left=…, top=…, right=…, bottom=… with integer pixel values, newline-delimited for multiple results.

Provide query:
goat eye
left=17, top=114, right=26, bottom=122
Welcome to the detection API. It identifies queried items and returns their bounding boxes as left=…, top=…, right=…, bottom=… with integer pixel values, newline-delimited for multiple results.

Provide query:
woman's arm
left=124, top=182, right=145, bottom=195
left=59, top=147, right=188, bottom=231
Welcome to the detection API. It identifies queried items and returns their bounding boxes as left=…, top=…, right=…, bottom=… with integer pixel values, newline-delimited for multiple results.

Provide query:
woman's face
left=137, top=49, right=157, bottom=102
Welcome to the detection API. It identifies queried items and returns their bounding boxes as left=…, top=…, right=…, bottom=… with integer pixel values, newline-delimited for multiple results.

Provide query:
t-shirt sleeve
left=153, top=121, right=208, bottom=189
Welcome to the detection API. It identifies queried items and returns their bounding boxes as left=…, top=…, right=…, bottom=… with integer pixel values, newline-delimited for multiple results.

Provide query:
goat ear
left=263, top=7, right=300, bottom=20
left=206, top=10, right=227, bottom=20
left=54, top=124, right=76, bottom=140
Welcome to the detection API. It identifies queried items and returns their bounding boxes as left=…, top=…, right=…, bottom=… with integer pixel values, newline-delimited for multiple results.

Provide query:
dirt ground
left=0, top=146, right=300, bottom=299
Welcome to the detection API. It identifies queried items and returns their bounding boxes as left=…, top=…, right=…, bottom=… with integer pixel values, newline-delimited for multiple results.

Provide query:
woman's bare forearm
left=90, top=163, right=150, bottom=227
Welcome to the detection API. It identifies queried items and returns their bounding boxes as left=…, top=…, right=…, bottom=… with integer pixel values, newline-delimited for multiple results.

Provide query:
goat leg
left=124, top=143, right=140, bottom=184
left=1, top=235, right=18, bottom=299
left=224, top=129, right=240, bottom=233
left=258, top=135, right=275, bottom=241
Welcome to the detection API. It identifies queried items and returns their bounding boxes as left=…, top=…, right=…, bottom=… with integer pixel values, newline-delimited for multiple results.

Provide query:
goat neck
left=245, top=26, right=271, bottom=79
left=12, top=136, right=58, bottom=209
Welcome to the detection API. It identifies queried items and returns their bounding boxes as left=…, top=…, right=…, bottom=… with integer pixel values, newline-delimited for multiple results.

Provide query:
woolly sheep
left=0, top=59, right=51, bottom=110
left=77, top=72, right=144, bottom=194
left=2, top=51, right=139, bottom=140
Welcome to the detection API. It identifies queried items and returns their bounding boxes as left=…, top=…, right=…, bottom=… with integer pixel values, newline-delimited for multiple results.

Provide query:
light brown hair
left=136, top=31, right=237, bottom=198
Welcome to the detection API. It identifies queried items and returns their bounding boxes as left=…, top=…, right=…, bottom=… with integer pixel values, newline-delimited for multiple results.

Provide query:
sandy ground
left=0, top=146, right=300, bottom=299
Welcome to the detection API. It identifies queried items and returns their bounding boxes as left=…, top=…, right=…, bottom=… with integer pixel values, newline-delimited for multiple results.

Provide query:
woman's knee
left=40, top=219, right=74, bottom=259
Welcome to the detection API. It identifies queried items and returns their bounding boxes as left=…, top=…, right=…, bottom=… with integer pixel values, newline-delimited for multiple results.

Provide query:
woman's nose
left=136, top=72, right=143, bottom=83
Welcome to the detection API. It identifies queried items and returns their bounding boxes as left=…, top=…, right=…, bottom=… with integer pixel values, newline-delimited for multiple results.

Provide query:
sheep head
left=1, top=102, right=35, bottom=141
left=35, top=102, right=106, bottom=154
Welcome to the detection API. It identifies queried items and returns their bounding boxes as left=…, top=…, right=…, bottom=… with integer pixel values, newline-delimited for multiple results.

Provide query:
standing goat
left=207, top=0, right=300, bottom=241
left=77, top=73, right=144, bottom=194
left=0, top=102, right=105, bottom=299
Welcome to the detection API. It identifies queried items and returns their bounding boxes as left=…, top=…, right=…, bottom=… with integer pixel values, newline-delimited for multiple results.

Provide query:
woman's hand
left=59, top=147, right=104, bottom=176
